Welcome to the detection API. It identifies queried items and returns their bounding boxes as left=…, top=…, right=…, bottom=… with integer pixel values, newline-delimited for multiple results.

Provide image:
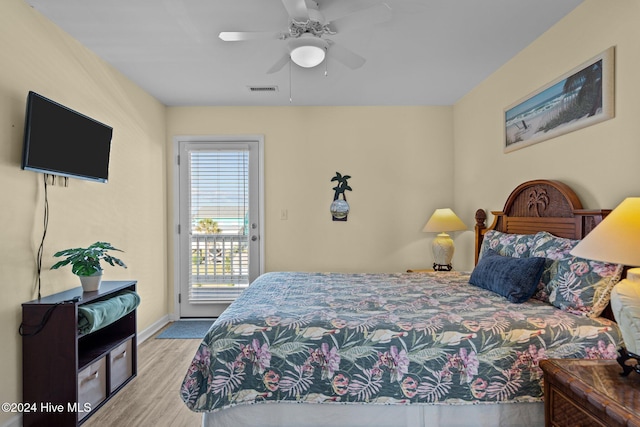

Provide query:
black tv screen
left=21, top=91, right=112, bottom=183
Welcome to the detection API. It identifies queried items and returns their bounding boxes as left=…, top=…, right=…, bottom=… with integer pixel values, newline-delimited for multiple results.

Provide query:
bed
left=180, top=179, right=625, bottom=427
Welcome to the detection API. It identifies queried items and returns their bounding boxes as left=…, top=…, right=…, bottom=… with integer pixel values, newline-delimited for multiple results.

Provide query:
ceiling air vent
left=248, top=86, right=279, bottom=93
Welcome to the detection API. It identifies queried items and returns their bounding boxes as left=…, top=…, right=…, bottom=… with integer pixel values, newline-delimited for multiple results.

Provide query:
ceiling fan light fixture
left=290, top=45, right=326, bottom=68
left=288, top=34, right=327, bottom=68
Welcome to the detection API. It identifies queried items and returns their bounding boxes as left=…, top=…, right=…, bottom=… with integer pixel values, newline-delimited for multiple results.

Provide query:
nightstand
left=539, top=358, right=640, bottom=427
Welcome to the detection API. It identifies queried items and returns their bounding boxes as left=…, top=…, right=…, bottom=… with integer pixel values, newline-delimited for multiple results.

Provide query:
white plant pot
left=79, top=272, right=103, bottom=292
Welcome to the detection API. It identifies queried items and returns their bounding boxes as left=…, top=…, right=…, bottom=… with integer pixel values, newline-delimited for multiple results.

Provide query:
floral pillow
left=479, top=230, right=538, bottom=259
left=529, top=232, right=578, bottom=302
left=530, top=231, right=623, bottom=317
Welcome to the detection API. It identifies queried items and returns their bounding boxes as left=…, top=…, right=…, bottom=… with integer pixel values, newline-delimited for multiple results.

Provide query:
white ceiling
left=26, top=0, right=584, bottom=107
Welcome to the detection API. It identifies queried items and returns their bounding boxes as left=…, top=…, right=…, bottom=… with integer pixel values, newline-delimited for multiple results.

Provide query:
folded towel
left=78, top=290, right=141, bottom=335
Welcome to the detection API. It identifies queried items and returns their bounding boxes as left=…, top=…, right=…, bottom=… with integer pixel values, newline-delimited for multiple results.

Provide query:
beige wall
left=453, top=0, right=640, bottom=271
left=167, top=106, right=454, bottom=282
left=0, top=1, right=167, bottom=422
left=3, top=0, right=640, bottom=424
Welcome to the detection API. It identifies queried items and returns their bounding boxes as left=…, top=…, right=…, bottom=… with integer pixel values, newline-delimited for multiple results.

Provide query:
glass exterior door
left=177, top=139, right=261, bottom=317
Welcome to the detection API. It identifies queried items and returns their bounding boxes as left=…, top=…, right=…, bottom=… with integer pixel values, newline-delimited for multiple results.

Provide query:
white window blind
left=189, top=148, right=249, bottom=302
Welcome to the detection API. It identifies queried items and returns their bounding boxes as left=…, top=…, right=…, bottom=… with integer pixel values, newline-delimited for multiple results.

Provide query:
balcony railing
left=190, top=233, right=249, bottom=302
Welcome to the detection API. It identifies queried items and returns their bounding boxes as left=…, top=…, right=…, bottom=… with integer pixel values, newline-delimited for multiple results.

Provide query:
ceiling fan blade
left=281, top=0, right=310, bottom=21
left=219, top=31, right=284, bottom=42
left=327, top=42, right=366, bottom=70
left=321, top=0, right=384, bottom=22
left=266, top=53, right=291, bottom=74
left=329, top=3, right=392, bottom=33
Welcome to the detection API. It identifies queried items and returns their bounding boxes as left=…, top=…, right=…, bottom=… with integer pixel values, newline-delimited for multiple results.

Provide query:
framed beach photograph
left=504, top=46, right=615, bottom=153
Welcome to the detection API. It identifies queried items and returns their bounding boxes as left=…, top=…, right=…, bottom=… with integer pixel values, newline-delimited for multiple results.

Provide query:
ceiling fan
left=219, top=0, right=392, bottom=73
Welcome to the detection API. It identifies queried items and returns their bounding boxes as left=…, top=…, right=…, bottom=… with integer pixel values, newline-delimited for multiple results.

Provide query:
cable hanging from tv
left=35, top=173, right=49, bottom=300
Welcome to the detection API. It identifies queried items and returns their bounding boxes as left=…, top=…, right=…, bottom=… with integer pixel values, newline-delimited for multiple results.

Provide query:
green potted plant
left=50, top=241, right=127, bottom=291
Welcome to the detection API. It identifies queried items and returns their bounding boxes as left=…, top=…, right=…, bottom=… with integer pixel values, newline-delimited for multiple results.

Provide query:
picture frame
left=504, top=46, right=615, bottom=153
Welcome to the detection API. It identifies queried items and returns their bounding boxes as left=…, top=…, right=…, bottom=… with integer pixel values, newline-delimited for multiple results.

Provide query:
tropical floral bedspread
left=181, top=271, right=621, bottom=412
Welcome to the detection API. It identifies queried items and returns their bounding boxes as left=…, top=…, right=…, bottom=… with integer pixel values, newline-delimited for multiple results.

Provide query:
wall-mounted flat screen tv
left=21, top=91, right=112, bottom=183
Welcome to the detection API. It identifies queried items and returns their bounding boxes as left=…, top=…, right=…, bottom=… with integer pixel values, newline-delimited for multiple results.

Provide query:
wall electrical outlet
left=280, top=209, right=288, bottom=220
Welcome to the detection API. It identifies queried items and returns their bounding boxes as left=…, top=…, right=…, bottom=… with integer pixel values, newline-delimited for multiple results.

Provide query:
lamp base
left=610, top=271, right=640, bottom=373
left=431, top=232, right=455, bottom=269
left=433, top=263, right=452, bottom=272
left=616, top=346, right=640, bottom=376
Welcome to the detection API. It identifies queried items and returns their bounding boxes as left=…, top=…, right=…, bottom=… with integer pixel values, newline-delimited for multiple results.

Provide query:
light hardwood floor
left=83, top=331, right=203, bottom=427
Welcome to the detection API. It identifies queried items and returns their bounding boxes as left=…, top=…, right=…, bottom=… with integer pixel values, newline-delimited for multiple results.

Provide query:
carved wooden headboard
left=473, top=179, right=618, bottom=321
left=474, top=179, right=610, bottom=265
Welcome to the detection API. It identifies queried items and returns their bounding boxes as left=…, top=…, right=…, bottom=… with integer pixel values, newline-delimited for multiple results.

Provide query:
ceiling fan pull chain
left=289, top=59, right=293, bottom=103
left=324, top=51, right=328, bottom=77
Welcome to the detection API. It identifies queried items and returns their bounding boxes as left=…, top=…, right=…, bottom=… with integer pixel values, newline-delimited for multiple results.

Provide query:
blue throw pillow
left=469, top=249, right=546, bottom=303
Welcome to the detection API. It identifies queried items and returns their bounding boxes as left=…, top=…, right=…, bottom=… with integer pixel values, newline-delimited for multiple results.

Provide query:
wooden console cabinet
left=540, top=358, right=640, bottom=427
left=22, top=281, right=137, bottom=426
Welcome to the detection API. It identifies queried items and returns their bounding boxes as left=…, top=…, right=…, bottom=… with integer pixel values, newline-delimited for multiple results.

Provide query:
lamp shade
left=422, top=208, right=467, bottom=233
left=569, top=197, right=640, bottom=267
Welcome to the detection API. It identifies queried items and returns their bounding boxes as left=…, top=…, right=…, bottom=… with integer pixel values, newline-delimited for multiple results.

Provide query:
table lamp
left=569, top=197, right=640, bottom=376
left=423, top=208, right=467, bottom=271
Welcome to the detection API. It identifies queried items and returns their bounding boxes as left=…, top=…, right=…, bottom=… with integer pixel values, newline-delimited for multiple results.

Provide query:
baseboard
left=137, top=314, right=170, bottom=344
